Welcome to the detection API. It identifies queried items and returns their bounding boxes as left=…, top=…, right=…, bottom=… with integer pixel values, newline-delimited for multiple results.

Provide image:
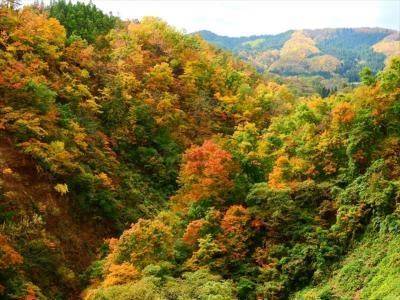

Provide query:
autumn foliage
left=0, top=2, right=399, bottom=300
left=171, top=140, right=235, bottom=210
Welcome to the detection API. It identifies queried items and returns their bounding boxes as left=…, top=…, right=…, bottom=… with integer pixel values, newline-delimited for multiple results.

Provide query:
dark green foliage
left=314, top=29, right=390, bottom=81
left=238, top=277, right=257, bottom=299
left=48, top=0, right=119, bottom=43
left=321, top=45, right=386, bottom=82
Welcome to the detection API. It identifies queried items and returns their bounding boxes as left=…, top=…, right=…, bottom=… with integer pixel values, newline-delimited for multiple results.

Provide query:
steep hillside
left=0, top=134, right=112, bottom=298
left=1, top=2, right=399, bottom=300
left=294, top=224, right=400, bottom=299
left=84, top=49, right=400, bottom=300
left=83, top=56, right=400, bottom=299
left=373, top=32, right=400, bottom=59
left=0, top=3, right=272, bottom=298
left=198, top=28, right=397, bottom=81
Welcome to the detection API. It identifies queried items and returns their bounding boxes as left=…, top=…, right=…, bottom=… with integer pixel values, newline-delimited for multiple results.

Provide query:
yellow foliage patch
left=2, top=167, right=13, bottom=175
left=54, top=183, right=69, bottom=195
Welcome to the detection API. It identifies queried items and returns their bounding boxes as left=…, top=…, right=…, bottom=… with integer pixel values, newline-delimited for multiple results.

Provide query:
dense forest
left=198, top=28, right=400, bottom=82
left=0, top=1, right=399, bottom=299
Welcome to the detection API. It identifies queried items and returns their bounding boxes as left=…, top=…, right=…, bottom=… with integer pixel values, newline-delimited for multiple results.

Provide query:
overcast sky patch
left=22, top=0, right=400, bottom=36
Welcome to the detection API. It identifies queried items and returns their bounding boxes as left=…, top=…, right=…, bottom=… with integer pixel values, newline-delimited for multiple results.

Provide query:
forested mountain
left=198, top=28, right=400, bottom=81
left=0, top=1, right=399, bottom=299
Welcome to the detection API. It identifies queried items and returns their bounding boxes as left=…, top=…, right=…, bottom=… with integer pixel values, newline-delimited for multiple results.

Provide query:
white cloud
left=22, top=0, right=400, bottom=36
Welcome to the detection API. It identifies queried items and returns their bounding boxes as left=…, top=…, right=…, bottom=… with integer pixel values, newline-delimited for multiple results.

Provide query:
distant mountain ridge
left=197, top=29, right=294, bottom=51
left=196, top=28, right=400, bottom=81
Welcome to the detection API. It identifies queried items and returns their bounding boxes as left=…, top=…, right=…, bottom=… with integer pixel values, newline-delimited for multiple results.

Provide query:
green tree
left=359, top=67, right=376, bottom=86
left=48, top=0, right=119, bottom=43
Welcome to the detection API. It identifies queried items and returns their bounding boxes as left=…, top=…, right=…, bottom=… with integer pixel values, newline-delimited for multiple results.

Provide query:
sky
left=22, top=0, right=400, bottom=37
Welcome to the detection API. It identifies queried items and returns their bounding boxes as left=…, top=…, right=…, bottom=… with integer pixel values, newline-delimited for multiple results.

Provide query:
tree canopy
left=0, top=2, right=399, bottom=299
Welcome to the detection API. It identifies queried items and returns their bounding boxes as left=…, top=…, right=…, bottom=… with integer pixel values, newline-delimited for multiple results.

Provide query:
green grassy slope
left=293, top=221, right=400, bottom=300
